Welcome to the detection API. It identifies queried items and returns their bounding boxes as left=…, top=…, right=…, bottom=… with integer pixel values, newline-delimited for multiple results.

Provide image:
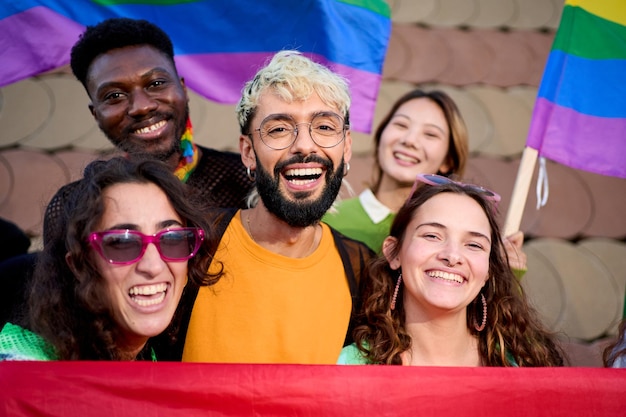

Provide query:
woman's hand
left=503, top=231, right=527, bottom=277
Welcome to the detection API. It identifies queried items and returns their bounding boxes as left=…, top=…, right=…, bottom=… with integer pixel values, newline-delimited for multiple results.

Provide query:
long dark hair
left=29, top=157, right=222, bottom=360
left=352, top=181, right=565, bottom=366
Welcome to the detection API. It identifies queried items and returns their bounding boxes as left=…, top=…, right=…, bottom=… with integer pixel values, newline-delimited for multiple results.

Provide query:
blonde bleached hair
left=236, top=50, right=351, bottom=135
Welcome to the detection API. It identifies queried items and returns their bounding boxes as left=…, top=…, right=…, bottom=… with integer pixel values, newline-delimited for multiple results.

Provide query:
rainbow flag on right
left=526, top=0, right=626, bottom=178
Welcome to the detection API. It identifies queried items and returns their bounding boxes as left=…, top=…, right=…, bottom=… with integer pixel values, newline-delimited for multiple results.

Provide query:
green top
left=337, top=342, right=370, bottom=364
left=0, top=322, right=158, bottom=361
left=338, top=343, right=518, bottom=366
left=323, top=189, right=394, bottom=254
left=0, top=322, right=57, bottom=361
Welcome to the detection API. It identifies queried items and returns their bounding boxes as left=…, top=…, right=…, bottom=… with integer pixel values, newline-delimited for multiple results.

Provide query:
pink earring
left=391, top=273, right=402, bottom=310
left=474, top=293, right=487, bottom=331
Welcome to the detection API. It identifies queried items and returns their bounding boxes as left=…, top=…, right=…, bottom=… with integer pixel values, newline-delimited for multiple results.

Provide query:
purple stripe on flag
left=175, top=52, right=381, bottom=133
left=527, top=98, right=626, bottom=178
left=0, top=6, right=84, bottom=87
left=333, top=62, right=382, bottom=135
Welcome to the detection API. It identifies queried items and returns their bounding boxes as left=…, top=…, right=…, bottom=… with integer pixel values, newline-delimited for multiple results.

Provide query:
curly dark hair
left=70, top=17, right=176, bottom=89
left=352, top=180, right=565, bottom=366
left=29, top=157, right=222, bottom=360
left=603, top=319, right=626, bottom=367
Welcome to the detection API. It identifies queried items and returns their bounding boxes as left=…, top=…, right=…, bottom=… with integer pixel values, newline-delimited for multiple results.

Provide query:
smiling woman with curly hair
left=0, top=157, right=222, bottom=361
left=339, top=175, right=564, bottom=367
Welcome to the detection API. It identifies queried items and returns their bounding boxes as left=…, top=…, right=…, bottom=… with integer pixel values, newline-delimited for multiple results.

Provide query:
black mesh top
left=186, top=146, right=253, bottom=209
left=42, top=145, right=254, bottom=245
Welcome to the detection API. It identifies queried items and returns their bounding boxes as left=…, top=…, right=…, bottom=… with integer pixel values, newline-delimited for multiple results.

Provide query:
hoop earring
left=474, top=293, right=487, bottom=332
left=391, top=273, right=402, bottom=310
left=343, top=162, right=350, bottom=177
left=246, top=166, right=256, bottom=182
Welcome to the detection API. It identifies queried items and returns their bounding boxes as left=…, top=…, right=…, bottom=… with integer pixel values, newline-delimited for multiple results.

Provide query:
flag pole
left=503, top=147, right=538, bottom=237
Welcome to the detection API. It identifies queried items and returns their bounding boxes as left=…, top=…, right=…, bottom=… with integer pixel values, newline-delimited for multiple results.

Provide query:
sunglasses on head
left=88, top=227, right=204, bottom=265
left=410, top=173, right=501, bottom=204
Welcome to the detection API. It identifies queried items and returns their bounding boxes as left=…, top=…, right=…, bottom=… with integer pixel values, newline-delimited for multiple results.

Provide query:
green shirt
left=338, top=343, right=519, bottom=366
left=323, top=189, right=394, bottom=254
left=0, top=322, right=158, bottom=361
left=337, top=342, right=370, bottom=364
left=0, top=322, right=56, bottom=361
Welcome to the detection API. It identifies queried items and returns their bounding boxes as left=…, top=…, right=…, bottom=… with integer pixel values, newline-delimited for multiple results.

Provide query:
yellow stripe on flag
left=566, top=0, right=626, bottom=27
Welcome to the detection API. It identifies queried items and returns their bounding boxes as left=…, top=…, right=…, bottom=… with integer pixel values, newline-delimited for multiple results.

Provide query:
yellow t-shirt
left=182, top=211, right=352, bottom=364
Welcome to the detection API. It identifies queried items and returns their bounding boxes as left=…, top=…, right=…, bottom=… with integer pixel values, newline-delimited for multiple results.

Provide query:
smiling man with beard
left=254, top=152, right=345, bottom=228
left=156, top=51, right=374, bottom=364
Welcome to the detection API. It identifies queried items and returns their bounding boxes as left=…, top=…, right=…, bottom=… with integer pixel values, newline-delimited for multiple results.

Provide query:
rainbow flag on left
left=0, top=0, right=391, bottom=133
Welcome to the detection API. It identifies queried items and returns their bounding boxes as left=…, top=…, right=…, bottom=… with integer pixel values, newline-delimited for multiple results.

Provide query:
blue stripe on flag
left=537, top=50, right=626, bottom=118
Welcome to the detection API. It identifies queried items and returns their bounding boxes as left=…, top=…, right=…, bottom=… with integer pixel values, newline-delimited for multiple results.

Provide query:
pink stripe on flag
left=175, top=52, right=381, bottom=133
left=527, top=98, right=626, bottom=178
left=0, top=6, right=85, bottom=87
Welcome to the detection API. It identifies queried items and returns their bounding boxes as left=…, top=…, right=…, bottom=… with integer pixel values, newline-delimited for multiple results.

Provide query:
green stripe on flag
left=554, top=4, right=626, bottom=59
left=337, top=0, right=390, bottom=17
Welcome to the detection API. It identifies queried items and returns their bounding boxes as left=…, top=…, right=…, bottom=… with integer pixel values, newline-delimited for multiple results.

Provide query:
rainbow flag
left=0, top=0, right=391, bottom=133
left=526, top=0, right=626, bottom=178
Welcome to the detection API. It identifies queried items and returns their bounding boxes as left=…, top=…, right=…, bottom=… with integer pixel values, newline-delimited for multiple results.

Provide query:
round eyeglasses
left=88, top=227, right=204, bottom=265
left=250, top=112, right=348, bottom=150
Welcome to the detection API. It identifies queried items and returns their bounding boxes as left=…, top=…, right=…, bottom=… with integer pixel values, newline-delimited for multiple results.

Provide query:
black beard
left=108, top=105, right=189, bottom=162
left=255, top=154, right=345, bottom=228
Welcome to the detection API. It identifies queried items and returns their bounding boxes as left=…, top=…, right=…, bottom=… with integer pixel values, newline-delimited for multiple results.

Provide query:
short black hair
left=70, top=17, right=176, bottom=88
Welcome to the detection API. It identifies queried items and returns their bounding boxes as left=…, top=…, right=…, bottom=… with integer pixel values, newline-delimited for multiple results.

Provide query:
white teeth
left=283, top=167, right=323, bottom=185
left=133, top=292, right=166, bottom=307
left=129, top=283, right=167, bottom=296
left=134, top=120, right=166, bottom=135
left=428, top=270, right=463, bottom=283
left=394, top=152, right=418, bottom=163
left=284, top=167, right=323, bottom=177
left=129, top=283, right=168, bottom=307
left=289, top=179, right=315, bottom=185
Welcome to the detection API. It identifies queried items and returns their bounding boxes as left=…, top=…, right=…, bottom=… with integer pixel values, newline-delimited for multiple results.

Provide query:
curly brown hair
left=352, top=180, right=565, bottom=366
left=603, top=318, right=626, bottom=367
left=29, top=157, right=222, bottom=360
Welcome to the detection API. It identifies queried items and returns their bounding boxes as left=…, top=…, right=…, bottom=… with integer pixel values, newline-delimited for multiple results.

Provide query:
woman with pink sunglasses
left=338, top=176, right=564, bottom=366
left=0, top=157, right=221, bottom=361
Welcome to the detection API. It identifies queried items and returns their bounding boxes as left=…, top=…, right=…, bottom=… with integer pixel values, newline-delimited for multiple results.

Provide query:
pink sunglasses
left=88, top=227, right=204, bottom=265
left=409, top=173, right=501, bottom=204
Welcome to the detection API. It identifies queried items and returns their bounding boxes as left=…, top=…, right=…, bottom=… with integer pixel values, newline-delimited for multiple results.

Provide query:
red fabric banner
left=0, top=362, right=624, bottom=416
